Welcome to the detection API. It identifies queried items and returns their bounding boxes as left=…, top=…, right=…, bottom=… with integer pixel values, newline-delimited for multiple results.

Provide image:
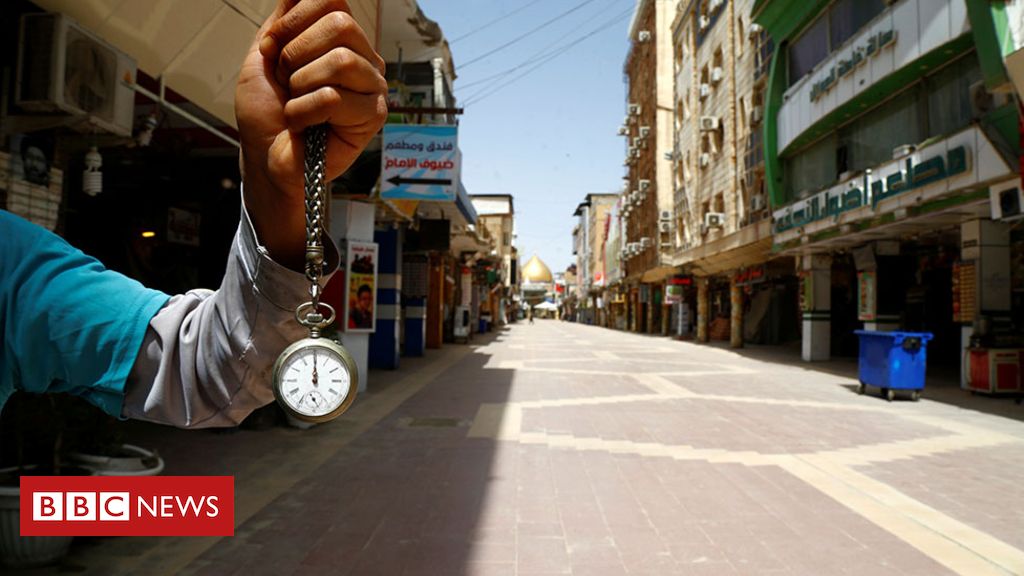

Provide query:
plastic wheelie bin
left=854, top=330, right=933, bottom=401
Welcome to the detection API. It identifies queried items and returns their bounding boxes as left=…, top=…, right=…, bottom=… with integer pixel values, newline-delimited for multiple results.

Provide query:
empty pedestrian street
left=47, top=320, right=1024, bottom=576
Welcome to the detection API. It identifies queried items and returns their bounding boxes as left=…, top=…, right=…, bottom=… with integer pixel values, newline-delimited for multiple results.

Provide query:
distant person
left=528, top=306, right=534, bottom=324
left=348, top=284, right=374, bottom=329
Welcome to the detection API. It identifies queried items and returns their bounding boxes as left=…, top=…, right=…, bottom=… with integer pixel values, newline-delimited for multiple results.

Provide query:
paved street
left=37, top=321, right=1024, bottom=575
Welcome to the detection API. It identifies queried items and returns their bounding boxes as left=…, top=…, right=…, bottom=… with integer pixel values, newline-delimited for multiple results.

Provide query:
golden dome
left=521, top=255, right=553, bottom=283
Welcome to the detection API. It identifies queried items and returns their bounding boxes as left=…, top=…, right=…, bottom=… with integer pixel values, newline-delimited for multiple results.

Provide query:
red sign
left=20, top=476, right=234, bottom=537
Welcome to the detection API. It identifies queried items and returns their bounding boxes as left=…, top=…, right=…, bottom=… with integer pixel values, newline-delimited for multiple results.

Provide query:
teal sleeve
left=0, top=210, right=170, bottom=417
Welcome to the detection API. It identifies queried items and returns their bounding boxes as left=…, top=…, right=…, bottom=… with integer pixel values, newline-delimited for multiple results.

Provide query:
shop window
left=843, top=88, right=921, bottom=173
left=783, top=132, right=838, bottom=200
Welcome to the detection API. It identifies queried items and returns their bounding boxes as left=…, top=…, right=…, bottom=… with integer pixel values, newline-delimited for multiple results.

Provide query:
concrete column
left=730, top=277, right=743, bottom=348
left=369, top=227, right=400, bottom=370
left=404, top=297, right=426, bottom=356
left=696, top=278, right=709, bottom=343
left=329, top=200, right=375, bottom=393
left=801, top=254, right=832, bottom=362
left=959, top=219, right=1013, bottom=386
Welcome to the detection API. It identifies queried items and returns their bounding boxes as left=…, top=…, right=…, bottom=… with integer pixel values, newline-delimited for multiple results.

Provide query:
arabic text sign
left=382, top=125, right=458, bottom=201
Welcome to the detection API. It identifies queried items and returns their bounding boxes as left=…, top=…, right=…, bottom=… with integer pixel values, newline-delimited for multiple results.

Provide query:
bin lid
left=854, top=330, right=933, bottom=342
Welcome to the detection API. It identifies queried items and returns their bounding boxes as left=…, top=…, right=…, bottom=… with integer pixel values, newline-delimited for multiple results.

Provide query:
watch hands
left=312, top=349, right=319, bottom=387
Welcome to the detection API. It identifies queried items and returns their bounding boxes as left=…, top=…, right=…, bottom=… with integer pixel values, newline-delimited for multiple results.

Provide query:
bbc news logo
left=21, top=476, right=233, bottom=536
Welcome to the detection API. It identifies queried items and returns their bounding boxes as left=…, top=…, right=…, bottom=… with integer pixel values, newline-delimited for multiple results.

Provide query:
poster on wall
left=345, top=241, right=378, bottom=333
left=857, top=271, right=877, bottom=321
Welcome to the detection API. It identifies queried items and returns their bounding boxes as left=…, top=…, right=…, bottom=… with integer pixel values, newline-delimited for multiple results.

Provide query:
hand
left=235, top=0, right=388, bottom=270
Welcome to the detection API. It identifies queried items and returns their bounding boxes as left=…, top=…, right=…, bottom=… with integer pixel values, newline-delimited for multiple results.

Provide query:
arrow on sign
left=386, top=175, right=452, bottom=187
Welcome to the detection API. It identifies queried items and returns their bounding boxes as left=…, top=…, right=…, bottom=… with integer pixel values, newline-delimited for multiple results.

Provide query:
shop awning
left=33, top=0, right=380, bottom=128
left=674, top=220, right=774, bottom=276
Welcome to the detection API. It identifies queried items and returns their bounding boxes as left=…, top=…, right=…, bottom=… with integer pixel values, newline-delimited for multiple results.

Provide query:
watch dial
left=278, top=346, right=351, bottom=417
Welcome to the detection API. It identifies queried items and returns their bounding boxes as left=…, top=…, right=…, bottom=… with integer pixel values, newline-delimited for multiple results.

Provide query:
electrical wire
left=462, top=5, right=634, bottom=107
left=449, top=0, right=549, bottom=44
left=459, top=0, right=604, bottom=70
left=457, top=0, right=629, bottom=92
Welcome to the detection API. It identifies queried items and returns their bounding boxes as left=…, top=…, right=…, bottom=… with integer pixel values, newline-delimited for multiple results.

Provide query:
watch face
left=274, top=341, right=356, bottom=421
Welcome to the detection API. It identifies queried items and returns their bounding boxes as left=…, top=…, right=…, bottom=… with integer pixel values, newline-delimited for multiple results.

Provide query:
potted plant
left=62, top=399, right=164, bottom=477
left=0, top=393, right=92, bottom=569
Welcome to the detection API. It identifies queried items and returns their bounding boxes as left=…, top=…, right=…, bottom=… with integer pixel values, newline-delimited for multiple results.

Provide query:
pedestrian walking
left=0, top=0, right=387, bottom=428
left=528, top=306, right=535, bottom=324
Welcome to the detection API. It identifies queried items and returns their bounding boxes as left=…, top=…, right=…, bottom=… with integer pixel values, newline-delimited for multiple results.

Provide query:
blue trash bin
left=854, top=330, right=933, bottom=401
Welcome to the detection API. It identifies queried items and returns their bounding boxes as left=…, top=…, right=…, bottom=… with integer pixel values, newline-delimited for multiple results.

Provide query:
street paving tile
left=24, top=320, right=1024, bottom=575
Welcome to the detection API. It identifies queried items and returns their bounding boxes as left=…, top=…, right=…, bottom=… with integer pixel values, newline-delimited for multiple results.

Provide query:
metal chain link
left=304, top=124, right=329, bottom=313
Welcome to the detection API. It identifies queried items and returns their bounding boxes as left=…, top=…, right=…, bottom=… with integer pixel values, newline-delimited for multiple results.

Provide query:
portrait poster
left=858, top=270, right=877, bottom=321
left=345, top=241, right=378, bottom=333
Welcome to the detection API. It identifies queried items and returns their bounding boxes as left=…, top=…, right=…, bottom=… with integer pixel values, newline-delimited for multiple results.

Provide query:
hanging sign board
left=381, top=124, right=459, bottom=201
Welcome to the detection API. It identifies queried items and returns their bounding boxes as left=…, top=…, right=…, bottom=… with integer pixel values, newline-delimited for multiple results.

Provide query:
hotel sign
left=810, top=29, right=896, bottom=103
left=773, top=146, right=969, bottom=234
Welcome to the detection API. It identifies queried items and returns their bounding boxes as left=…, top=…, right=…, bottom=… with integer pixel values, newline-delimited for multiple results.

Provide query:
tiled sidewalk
left=17, top=321, right=1024, bottom=575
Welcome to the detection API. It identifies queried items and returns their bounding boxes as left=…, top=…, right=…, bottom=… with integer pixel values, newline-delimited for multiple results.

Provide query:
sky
left=416, top=0, right=635, bottom=273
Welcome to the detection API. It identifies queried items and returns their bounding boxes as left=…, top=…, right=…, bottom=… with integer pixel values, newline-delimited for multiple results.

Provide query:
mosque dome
left=521, top=255, right=553, bottom=284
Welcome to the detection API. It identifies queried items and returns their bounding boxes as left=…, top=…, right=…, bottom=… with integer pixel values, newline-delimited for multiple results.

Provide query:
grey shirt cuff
left=122, top=200, right=339, bottom=428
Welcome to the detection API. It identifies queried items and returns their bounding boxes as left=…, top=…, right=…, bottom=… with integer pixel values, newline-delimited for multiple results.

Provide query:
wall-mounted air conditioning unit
left=638, top=30, right=652, bottom=43
left=699, top=84, right=711, bottom=99
left=749, top=23, right=764, bottom=38
left=750, top=106, right=763, bottom=125
left=16, top=13, right=137, bottom=137
left=991, top=180, right=1023, bottom=221
left=638, top=179, right=651, bottom=191
left=710, top=67, right=724, bottom=84
left=628, top=103, right=641, bottom=116
left=750, top=194, right=766, bottom=212
left=699, top=15, right=710, bottom=30
left=704, top=212, right=725, bottom=228
left=659, top=221, right=672, bottom=233
left=699, top=116, right=720, bottom=131
left=639, top=126, right=651, bottom=139
left=710, top=0, right=724, bottom=11
left=892, top=144, right=915, bottom=159
left=640, top=237, right=652, bottom=248
left=699, top=153, right=710, bottom=167
left=631, top=147, right=641, bottom=158
left=617, top=126, right=628, bottom=136
left=660, top=210, right=672, bottom=221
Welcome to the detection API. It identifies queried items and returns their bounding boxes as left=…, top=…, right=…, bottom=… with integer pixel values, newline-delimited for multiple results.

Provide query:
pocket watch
left=272, top=124, right=358, bottom=422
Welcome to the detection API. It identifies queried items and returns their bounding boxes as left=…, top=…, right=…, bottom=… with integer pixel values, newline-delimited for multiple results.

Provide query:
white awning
left=33, top=0, right=380, bottom=128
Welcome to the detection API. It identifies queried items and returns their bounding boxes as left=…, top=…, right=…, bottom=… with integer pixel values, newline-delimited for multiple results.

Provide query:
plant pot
left=68, top=444, right=164, bottom=476
left=0, top=465, right=90, bottom=569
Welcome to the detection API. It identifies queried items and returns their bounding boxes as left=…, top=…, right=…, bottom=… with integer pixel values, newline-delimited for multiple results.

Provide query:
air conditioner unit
left=632, top=148, right=641, bottom=158
left=628, top=103, right=641, bottom=116
left=750, top=105, right=763, bottom=125
left=699, top=83, right=711, bottom=99
left=710, top=67, right=724, bottom=84
left=750, top=194, right=766, bottom=212
left=892, top=144, right=916, bottom=159
left=16, top=13, right=137, bottom=137
left=749, top=23, right=764, bottom=38
left=699, top=15, right=710, bottom=30
left=633, top=137, right=642, bottom=149
left=699, top=153, right=710, bottom=167
left=660, top=210, right=672, bottom=221
left=699, top=116, right=720, bottom=131
left=640, top=237, right=652, bottom=248
left=664, top=150, right=680, bottom=161
left=659, top=221, right=672, bottom=233
left=639, top=126, right=651, bottom=138
left=638, top=179, right=651, bottom=191
left=617, top=126, right=628, bottom=136
left=991, top=180, right=1024, bottom=221
left=638, top=30, right=652, bottom=43
left=969, top=80, right=1012, bottom=117
left=704, top=212, right=725, bottom=228
left=710, top=0, right=724, bottom=11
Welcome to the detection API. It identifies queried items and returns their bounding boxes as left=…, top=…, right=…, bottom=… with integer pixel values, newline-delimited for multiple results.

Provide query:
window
left=736, top=18, right=745, bottom=58
left=714, top=194, right=725, bottom=214
left=788, top=0, right=886, bottom=86
left=926, top=56, right=982, bottom=138
left=829, top=0, right=885, bottom=51
left=784, top=133, right=838, bottom=198
left=503, top=232, right=511, bottom=247
left=788, top=15, right=828, bottom=85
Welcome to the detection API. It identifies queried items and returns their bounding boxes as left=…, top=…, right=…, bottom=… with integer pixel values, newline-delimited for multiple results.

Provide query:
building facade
left=753, top=0, right=1022, bottom=374
left=572, top=193, right=618, bottom=325
left=621, top=0, right=676, bottom=335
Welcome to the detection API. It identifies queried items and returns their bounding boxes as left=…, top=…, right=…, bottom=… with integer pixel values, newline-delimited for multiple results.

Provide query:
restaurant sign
left=774, top=145, right=969, bottom=234
left=810, top=29, right=896, bottom=103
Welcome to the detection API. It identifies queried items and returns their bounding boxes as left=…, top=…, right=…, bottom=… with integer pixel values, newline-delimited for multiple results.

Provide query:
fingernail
left=259, top=34, right=276, bottom=57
